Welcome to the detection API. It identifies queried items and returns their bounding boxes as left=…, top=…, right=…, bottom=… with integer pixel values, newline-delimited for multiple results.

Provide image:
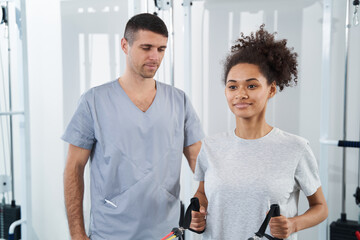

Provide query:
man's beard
left=140, top=67, right=158, bottom=78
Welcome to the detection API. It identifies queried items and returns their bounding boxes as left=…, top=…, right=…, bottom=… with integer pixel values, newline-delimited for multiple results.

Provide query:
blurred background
left=0, top=0, right=359, bottom=239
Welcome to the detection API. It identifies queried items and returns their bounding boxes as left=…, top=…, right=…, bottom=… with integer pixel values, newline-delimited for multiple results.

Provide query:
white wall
left=25, top=0, right=67, bottom=238
left=1, top=0, right=358, bottom=239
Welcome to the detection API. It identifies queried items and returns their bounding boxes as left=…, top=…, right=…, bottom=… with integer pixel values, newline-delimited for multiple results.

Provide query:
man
left=62, top=13, right=204, bottom=240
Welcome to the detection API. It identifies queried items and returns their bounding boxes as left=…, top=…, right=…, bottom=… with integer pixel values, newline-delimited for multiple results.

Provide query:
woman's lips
left=234, top=103, right=251, bottom=109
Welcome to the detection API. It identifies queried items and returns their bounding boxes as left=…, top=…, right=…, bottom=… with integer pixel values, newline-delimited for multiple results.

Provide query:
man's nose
left=148, top=49, right=159, bottom=60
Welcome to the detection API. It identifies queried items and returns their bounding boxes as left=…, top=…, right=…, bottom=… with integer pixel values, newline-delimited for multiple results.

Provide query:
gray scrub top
left=62, top=80, right=204, bottom=240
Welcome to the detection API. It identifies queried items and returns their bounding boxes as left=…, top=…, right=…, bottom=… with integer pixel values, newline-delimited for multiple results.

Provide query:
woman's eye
left=248, top=85, right=256, bottom=89
left=228, top=85, right=237, bottom=90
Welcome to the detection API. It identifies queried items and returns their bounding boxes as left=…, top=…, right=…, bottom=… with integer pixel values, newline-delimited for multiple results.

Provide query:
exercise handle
left=270, top=204, right=283, bottom=240
left=271, top=204, right=280, bottom=217
left=191, top=197, right=200, bottom=212
left=187, top=197, right=205, bottom=234
left=183, top=197, right=200, bottom=229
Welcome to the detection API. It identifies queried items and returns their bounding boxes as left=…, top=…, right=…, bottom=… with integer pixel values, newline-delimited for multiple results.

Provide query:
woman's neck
left=235, top=117, right=273, bottom=139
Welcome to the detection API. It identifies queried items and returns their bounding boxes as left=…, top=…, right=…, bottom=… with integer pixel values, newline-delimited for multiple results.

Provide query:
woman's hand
left=269, top=215, right=296, bottom=239
left=268, top=187, right=328, bottom=238
left=189, top=205, right=207, bottom=232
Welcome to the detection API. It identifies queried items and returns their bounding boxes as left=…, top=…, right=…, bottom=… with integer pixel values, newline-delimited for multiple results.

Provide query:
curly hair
left=223, top=24, right=298, bottom=91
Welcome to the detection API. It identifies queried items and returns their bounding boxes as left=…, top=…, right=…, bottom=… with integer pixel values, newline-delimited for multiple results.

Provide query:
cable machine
left=0, top=1, right=23, bottom=239
left=320, top=0, right=360, bottom=239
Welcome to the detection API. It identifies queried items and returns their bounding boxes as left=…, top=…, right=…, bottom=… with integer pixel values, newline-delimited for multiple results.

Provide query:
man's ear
left=121, top=38, right=129, bottom=54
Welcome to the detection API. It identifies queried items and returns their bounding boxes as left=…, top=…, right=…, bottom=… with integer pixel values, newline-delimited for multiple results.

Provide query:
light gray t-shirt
left=194, top=128, right=321, bottom=240
left=62, top=80, right=204, bottom=240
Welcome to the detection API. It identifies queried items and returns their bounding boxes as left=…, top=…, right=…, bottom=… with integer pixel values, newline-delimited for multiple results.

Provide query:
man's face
left=124, top=30, right=168, bottom=79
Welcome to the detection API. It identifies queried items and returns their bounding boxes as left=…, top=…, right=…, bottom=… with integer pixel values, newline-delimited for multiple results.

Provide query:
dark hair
left=124, top=13, right=168, bottom=45
left=223, top=24, right=298, bottom=91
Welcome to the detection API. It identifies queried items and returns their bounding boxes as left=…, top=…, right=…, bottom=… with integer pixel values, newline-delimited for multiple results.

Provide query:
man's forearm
left=64, top=164, right=88, bottom=239
left=184, top=141, right=202, bottom=173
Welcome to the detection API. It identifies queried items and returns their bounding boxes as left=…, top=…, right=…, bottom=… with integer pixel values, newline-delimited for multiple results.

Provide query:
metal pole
left=183, top=0, right=192, bottom=96
left=0, top=111, right=25, bottom=116
left=341, top=0, right=351, bottom=221
left=20, top=0, right=33, bottom=236
left=353, top=0, right=360, bottom=190
left=5, top=1, right=16, bottom=207
left=319, top=0, right=332, bottom=237
left=169, top=0, right=174, bottom=86
left=182, top=1, right=192, bottom=239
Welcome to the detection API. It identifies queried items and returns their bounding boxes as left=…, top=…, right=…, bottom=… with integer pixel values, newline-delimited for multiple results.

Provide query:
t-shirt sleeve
left=61, top=93, right=95, bottom=150
left=194, top=143, right=207, bottom=181
left=183, top=94, right=205, bottom=147
left=294, top=142, right=321, bottom=196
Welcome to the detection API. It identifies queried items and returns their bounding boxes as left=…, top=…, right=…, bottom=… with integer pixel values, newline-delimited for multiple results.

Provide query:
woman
left=189, top=25, right=328, bottom=240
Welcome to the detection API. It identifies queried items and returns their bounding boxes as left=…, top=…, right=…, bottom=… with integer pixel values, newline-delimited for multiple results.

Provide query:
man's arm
left=64, top=144, right=91, bottom=240
left=184, top=141, right=206, bottom=232
left=183, top=141, right=202, bottom=172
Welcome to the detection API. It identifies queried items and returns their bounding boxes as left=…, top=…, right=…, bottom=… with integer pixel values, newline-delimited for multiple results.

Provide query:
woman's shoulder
left=273, top=128, right=309, bottom=149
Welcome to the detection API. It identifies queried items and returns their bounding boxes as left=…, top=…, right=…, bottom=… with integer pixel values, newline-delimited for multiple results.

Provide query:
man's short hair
left=124, top=13, right=168, bottom=45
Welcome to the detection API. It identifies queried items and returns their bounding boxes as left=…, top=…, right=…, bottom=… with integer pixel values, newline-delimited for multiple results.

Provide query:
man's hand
left=269, top=215, right=295, bottom=239
left=189, top=205, right=207, bottom=232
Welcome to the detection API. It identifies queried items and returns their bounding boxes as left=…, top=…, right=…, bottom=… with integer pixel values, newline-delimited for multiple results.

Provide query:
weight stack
left=0, top=204, right=21, bottom=240
left=330, top=219, right=360, bottom=240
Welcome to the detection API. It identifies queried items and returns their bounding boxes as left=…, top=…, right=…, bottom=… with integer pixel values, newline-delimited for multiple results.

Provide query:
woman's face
left=225, top=63, right=276, bottom=120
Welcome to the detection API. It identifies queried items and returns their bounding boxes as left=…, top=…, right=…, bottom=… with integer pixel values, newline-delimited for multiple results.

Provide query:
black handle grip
left=338, top=140, right=360, bottom=148
left=272, top=204, right=280, bottom=217
left=183, top=197, right=200, bottom=229
left=271, top=204, right=283, bottom=240
left=187, top=197, right=205, bottom=234
left=191, top=197, right=200, bottom=212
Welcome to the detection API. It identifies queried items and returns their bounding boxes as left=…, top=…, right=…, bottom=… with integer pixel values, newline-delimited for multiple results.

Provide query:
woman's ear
left=269, top=82, right=277, bottom=98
